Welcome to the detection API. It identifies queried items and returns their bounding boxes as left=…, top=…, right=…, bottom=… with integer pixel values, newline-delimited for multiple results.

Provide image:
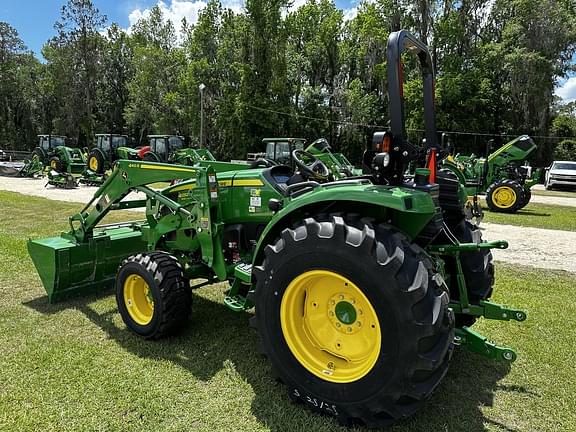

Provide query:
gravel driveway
left=481, top=222, right=576, bottom=273
left=1, top=175, right=575, bottom=273
left=0, top=175, right=144, bottom=204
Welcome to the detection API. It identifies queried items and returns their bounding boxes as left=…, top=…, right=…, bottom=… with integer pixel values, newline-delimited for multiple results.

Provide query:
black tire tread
left=486, top=179, right=523, bottom=213
left=88, top=148, right=106, bottom=174
left=117, top=251, right=191, bottom=339
left=252, top=214, right=454, bottom=428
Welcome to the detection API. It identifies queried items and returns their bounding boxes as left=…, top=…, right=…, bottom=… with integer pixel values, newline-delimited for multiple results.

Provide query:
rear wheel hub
left=280, top=270, right=381, bottom=383
left=492, top=186, right=516, bottom=208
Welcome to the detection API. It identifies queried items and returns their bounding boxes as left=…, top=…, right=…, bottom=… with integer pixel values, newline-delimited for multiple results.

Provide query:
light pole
left=199, top=83, right=206, bottom=148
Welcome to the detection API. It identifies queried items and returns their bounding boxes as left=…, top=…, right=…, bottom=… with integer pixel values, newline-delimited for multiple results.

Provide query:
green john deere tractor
left=443, top=135, right=540, bottom=213
left=250, top=137, right=362, bottom=179
left=20, top=135, right=85, bottom=188
left=81, top=134, right=141, bottom=185
left=27, top=31, right=525, bottom=428
left=143, top=135, right=216, bottom=166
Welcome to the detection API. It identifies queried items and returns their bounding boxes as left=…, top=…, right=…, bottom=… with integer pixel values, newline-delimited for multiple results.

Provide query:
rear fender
left=251, top=185, right=436, bottom=268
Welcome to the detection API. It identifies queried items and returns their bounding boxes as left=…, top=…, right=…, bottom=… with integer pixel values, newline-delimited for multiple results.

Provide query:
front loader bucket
left=27, top=225, right=147, bottom=303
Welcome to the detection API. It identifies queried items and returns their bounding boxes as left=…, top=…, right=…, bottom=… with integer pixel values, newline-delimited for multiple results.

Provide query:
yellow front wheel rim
left=89, top=156, right=99, bottom=171
left=280, top=270, right=381, bottom=383
left=123, top=274, right=154, bottom=325
left=50, top=160, right=57, bottom=169
left=492, top=186, right=517, bottom=208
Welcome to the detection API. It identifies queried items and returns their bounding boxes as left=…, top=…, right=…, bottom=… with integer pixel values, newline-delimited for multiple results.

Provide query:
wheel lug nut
left=339, top=295, right=344, bottom=300
left=330, top=300, right=335, bottom=305
left=336, top=323, right=341, bottom=327
left=357, top=322, right=362, bottom=327
left=347, top=327, right=352, bottom=332
left=329, top=311, right=334, bottom=316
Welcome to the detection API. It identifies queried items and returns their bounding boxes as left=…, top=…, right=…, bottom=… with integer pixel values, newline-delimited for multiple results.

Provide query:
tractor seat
left=261, top=165, right=306, bottom=195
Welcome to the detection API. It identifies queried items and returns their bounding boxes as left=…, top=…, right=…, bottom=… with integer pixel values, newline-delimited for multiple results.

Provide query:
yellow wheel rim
left=492, top=186, right=517, bottom=209
left=280, top=270, right=381, bottom=383
left=50, top=160, right=57, bottom=169
left=123, top=274, right=154, bottom=325
left=89, top=156, right=99, bottom=171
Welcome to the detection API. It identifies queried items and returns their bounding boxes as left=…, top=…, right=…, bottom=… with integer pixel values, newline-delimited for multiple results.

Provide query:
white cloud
left=343, top=6, right=358, bottom=21
left=555, top=77, right=576, bottom=103
left=127, top=0, right=244, bottom=35
left=125, top=0, right=362, bottom=37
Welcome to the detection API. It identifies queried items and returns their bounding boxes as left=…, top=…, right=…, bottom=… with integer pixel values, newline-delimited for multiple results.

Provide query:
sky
left=1, top=0, right=574, bottom=103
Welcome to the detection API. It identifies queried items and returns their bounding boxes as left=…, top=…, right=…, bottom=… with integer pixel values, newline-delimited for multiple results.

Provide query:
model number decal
left=292, top=389, right=338, bottom=416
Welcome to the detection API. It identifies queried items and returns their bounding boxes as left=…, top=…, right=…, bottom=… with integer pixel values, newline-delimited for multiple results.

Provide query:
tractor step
left=223, top=263, right=254, bottom=312
left=223, top=294, right=250, bottom=312
left=234, top=262, right=252, bottom=283
left=455, top=326, right=517, bottom=363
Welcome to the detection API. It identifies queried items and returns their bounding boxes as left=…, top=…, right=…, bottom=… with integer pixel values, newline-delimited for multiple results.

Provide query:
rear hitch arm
left=455, top=327, right=517, bottom=363
left=450, top=300, right=527, bottom=322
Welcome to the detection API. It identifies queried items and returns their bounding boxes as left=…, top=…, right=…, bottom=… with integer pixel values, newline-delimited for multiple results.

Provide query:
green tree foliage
left=43, top=0, right=107, bottom=145
left=0, top=22, right=41, bottom=150
left=124, top=6, right=186, bottom=142
left=1, top=0, right=576, bottom=166
left=555, top=140, right=576, bottom=160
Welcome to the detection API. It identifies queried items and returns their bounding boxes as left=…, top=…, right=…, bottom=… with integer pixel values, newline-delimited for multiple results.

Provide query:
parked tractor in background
left=19, top=135, right=85, bottom=188
left=27, top=31, right=525, bottom=428
left=81, top=134, right=141, bottom=185
left=249, top=137, right=362, bottom=179
left=87, top=134, right=139, bottom=174
left=142, top=135, right=216, bottom=166
left=443, top=135, right=539, bottom=213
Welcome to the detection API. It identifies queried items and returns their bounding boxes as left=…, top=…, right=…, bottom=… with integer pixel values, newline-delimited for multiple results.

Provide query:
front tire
left=252, top=216, right=454, bottom=428
left=116, top=252, right=191, bottom=339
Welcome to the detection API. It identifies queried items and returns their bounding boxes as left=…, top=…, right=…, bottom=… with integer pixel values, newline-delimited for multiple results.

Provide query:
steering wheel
left=292, top=149, right=330, bottom=181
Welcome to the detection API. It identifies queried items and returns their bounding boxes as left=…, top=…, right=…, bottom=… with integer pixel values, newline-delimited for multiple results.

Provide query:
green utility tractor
left=81, top=134, right=140, bottom=185
left=250, top=137, right=362, bottom=179
left=443, top=135, right=540, bottom=213
left=143, top=135, right=216, bottom=166
left=19, top=135, right=85, bottom=188
left=248, top=137, right=306, bottom=166
left=27, top=31, right=525, bottom=428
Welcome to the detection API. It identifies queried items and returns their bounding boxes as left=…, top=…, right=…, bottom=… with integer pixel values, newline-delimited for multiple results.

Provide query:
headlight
left=373, top=152, right=390, bottom=168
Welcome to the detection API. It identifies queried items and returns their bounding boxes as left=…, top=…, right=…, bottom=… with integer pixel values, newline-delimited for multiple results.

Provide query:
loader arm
left=69, top=160, right=200, bottom=242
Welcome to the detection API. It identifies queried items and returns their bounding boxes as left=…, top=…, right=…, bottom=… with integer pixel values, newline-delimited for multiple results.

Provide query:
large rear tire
left=486, top=179, right=523, bottom=213
left=518, top=187, right=532, bottom=209
left=88, top=149, right=105, bottom=174
left=116, top=252, right=191, bottom=339
left=252, top=215, right=454, bottom=428
left=33, top=147, right=46, bottom=164
left=446, top=221, right=495, bottom=327
left=49, top=156, right=64, bottom=172
left=143, top=152, right=161, bottom=162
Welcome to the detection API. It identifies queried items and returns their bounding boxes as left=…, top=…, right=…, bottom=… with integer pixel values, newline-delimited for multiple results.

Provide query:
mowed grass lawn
left=482, top=201, right=576, bottom=231
left=1, top=190, right=575, bottom=431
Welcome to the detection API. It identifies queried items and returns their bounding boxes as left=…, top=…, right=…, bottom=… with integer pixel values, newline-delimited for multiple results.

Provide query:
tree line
left=1, top=0, right=575, bottom=165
